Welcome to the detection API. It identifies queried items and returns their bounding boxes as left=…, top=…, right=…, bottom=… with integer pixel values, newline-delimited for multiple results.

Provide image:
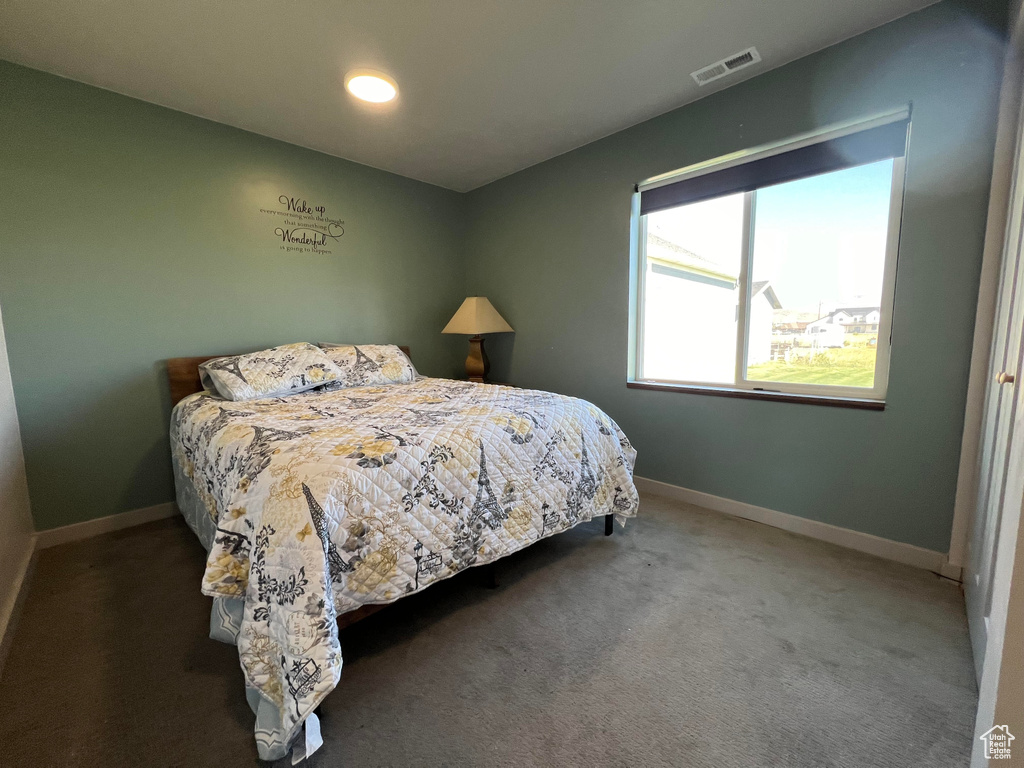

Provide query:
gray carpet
left=0, top=492, right=977, bottom=767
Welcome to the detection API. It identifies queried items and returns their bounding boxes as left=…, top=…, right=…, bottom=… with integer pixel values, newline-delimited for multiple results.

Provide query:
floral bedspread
left=170, top=377, right=638, bottom=760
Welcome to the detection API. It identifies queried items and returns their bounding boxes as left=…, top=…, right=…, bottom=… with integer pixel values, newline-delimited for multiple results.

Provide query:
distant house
left=643, top=234, right=781, bottom=371
left=805, top=306, right=881, bottom=335
left=773, top=321, right=809, bottom=334
left=771, top=308, right=819, bottom=338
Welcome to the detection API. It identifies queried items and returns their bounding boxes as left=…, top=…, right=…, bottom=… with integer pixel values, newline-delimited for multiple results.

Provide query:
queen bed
left=167, top=343, right=638, bottom=761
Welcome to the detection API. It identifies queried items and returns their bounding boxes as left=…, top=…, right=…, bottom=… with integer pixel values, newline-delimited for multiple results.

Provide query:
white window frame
left=630, top=109, right=909, bottom=403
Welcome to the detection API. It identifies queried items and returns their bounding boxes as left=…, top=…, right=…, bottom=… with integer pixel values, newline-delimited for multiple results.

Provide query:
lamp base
left=466, top=335, right=489, bottom=383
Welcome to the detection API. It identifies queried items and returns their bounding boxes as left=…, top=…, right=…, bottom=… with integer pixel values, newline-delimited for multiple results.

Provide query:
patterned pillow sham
left=317, top=343, right=417, bottom=387
left=199, top=342, right=343, bottom=401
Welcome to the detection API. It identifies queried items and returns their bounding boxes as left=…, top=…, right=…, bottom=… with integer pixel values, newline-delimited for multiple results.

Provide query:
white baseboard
left=2, top=501, right=179, bottom=672
left=937, top=561, right=963, bottom=581
left=35, top=501, right=179, bottom=550
left=0, top=541, right=35, bottom=673
left=635, top=476, right=961, bottom=580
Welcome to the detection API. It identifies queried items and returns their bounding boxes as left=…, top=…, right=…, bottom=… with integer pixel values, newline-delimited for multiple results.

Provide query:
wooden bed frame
left=164, top=344, right=612, bottom=631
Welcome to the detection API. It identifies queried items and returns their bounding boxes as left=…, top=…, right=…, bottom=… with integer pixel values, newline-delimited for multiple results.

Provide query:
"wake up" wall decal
left=258, top=195, right=345, bottom=255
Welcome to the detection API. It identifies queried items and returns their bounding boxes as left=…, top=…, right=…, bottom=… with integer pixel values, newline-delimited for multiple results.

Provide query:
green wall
left=463, top=2, right=1007, bottom=552
left=0, top=1, right=1008, bottom=548
left=0, top=61, right=467, bottom=530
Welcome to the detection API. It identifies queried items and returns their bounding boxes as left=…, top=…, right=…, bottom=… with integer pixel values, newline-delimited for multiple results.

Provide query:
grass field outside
left=746, top=339, right=876, bottom=388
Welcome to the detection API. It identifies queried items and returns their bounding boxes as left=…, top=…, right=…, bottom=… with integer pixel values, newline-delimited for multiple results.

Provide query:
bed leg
left=605, top=514, right=614, bottom=536
left=485, top=562, right=498, bottom=589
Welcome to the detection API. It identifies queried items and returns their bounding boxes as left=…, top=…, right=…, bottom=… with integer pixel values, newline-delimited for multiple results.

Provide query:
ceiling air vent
left=691, top=47, right=761, bottom=86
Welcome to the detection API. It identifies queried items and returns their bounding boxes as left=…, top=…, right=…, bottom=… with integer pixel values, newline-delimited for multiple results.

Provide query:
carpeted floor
left=0, top=492, right=977, bottom=767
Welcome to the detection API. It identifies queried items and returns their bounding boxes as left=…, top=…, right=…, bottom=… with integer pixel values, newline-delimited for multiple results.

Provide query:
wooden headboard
left=166, top=346, right=411, bottom=405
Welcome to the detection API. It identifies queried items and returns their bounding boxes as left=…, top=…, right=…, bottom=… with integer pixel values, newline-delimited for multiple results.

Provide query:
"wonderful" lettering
left=274, top=228, right=327, bottom=247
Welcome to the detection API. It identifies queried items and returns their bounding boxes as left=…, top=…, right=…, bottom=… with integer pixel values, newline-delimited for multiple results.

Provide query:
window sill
left=626, top=380, right=885, bottom=411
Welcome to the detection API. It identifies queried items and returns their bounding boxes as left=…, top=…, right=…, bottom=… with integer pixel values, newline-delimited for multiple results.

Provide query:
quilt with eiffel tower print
left=170, top=376, right=638, bottom=760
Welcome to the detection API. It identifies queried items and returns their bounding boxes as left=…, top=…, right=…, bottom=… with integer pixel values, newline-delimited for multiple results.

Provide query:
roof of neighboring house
left=807, top=315, right=835, bottom=327
left=830, top=306, right=880, bottom=318
left=646, top=233, right=736, bottom=282
left=645, top=234, right=781, bottom=307
left=647, top=236, right=782, bottom=309
left=808, top=306, right=881, bottom=325
left=751, top=280, right=782, bottom=309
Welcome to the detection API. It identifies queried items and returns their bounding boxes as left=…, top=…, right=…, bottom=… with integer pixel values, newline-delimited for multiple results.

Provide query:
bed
left=167, top=346, right=639, bottom=761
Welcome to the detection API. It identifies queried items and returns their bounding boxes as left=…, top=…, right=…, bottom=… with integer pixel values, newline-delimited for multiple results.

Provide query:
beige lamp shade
left=442, top=296, right=514, bottom=335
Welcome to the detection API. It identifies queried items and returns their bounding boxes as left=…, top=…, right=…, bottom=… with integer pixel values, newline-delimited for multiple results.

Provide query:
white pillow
left=317, top=344, right=416, bottom=387
left=199, top=342, right=343, bottom=401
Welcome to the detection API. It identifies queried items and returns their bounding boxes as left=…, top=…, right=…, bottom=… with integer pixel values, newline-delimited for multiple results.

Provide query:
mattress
left=170, top=376, right=638, bottom=760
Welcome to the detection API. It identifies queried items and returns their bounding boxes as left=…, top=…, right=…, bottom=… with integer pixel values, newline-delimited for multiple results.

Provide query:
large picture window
left=630, top=112, right=908, bottom=403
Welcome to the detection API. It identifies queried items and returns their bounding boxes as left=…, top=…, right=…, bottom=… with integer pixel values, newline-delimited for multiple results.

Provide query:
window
left=630, top=111, right=908, bottom=403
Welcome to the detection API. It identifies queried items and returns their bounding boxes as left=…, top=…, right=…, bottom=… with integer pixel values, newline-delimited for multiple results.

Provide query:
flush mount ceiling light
left=344, top=69, right=398, bottom=103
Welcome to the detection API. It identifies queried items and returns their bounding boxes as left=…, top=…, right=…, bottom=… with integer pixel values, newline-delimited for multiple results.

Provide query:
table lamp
left=442, top=296, right=514, bottom=382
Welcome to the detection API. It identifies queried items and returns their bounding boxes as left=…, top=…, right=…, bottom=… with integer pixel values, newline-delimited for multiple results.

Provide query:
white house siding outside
left=641, top=267, right=776, bottom=381
left=748, top=292, right=775, bottom=364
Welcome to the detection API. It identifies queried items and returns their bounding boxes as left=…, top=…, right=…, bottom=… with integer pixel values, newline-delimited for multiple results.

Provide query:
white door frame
left=949, top=7, right=1024, bottom=575
left=971, top=384, right=1024, bottom=763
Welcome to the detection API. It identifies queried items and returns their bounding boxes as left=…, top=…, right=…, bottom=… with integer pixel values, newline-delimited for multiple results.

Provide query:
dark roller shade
left=640, top=118, right=909, bottom=216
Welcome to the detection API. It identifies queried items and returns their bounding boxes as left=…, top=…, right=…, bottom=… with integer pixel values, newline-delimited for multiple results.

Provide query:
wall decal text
left=259, top=195, right=345, bottom=255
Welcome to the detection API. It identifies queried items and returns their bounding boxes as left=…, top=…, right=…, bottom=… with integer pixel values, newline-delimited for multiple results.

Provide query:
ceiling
left=0, top=0, right=937, bottom=192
